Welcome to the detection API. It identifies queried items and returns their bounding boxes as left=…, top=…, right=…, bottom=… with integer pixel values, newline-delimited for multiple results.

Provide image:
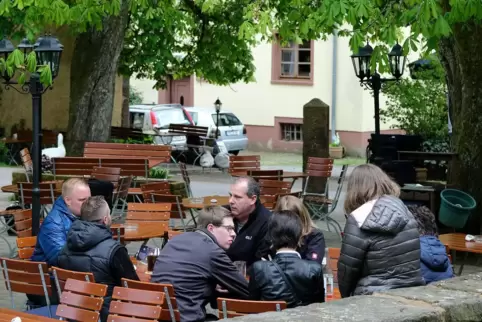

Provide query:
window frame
left=280, top=123, right=303, bottom=142
left=271, top=36, right=314, bottom=86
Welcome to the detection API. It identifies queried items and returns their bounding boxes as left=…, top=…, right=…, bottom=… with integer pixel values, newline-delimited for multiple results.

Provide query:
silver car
left=184, top=107, right=248, bottom=155
left=129, top=104, right=193, bottom=148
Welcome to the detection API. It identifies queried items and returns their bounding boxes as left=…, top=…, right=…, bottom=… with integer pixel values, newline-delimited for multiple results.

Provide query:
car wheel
left=230, top=150, right=240, bottom=156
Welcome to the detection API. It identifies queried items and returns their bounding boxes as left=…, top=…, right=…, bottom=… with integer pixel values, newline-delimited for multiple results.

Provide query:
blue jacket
left=420, top=235, right=454, bottom=284
left=31, top=197, right=77, bottom=266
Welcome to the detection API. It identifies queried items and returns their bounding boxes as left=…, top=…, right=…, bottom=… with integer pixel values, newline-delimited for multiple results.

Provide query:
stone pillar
left=303, top=98, right=330, bottom=193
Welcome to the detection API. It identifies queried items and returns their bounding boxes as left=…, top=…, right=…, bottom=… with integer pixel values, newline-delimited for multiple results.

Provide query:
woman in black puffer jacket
left=337, top=164, right=425, bottom=298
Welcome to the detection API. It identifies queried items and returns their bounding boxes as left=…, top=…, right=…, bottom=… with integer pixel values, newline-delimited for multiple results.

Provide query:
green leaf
left=26, top=51, right=37, bottom=73
left=39, top=65, right=52, bottom=86
left=18, top=72, right=26, bottom=85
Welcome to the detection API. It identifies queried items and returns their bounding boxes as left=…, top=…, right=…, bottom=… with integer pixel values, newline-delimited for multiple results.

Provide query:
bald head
left=62, top=178, right=91, bottom=216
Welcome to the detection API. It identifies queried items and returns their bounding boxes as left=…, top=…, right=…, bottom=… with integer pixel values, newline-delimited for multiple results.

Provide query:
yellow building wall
left=0, top=29, right=123, bottom=136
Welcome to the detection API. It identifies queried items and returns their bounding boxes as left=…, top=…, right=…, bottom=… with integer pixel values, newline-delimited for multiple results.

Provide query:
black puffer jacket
left=337, top=195, right=424, bottom=297
left=248, top=252, right=325, bottom=307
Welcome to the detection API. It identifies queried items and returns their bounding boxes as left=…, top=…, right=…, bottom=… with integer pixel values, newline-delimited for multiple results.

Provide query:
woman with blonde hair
left=273, top=195, right=325, bottom=264
left=337, top=164, right=424, bottom=298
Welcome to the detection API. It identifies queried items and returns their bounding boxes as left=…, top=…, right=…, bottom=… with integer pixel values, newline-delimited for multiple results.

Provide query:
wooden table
left=111, top=222, right=167, bottom=242
left=439, top=233, right=482, bottom=275
left=230, top=171, right=306, bottom=180
left=182, top=196, right=230, bottom=209
left=0, top=308, right=59, bottom=321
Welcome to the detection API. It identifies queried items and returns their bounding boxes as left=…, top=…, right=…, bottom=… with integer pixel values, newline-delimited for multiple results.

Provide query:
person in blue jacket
left=407, top=204, right=454, bottom=284
left=28, top=178, right=91, bottom=307
left=31, top=177, right=91, bottom=266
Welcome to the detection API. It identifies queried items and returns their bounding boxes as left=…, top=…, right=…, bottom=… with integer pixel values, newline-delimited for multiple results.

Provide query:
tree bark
left=439, top=22, right=482, bottom=234
left=66, top=0, right=130, bottom=156
left=121, top=76, right=130, bottom=127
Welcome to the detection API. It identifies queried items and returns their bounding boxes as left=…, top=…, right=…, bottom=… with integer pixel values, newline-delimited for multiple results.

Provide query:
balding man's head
left=228, top=176, right=259, bottom=223
left=62, top=178, right=91, bottom=216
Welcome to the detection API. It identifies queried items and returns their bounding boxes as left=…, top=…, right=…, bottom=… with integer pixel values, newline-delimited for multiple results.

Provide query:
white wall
left=130, top=76, right=158, bottom=104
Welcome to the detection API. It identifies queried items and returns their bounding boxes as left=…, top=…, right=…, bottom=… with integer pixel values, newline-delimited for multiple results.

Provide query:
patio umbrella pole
left=30, top=73, right=43, bottom=236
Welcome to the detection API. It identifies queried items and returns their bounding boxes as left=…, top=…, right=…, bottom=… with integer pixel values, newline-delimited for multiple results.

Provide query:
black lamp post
left=351, top=43, right=407, bottom=136
left=0, top=35, right=63, bottom=236
left=214, top=98, right=222, bottom=139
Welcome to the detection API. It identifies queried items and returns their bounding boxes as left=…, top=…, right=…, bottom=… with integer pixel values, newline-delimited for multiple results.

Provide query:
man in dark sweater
left=58, top=196, right=139, bottom=322
left=151, top=206, right=249, bottom=322
left=226, top=177, right=271, bottom=267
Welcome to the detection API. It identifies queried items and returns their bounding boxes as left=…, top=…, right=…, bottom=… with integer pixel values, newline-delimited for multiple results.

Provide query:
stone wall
left=224, top=273, right=482, bottom=322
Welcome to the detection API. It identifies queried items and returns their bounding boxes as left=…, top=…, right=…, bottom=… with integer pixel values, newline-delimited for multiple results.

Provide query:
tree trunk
left=66, top=0, right=130, bottom=156
left=121, top=76, right=130, bottom=127
left=439, top=21, right=482, bottom=234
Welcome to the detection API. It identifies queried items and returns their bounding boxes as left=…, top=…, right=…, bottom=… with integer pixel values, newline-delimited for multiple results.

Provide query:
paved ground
left=0, top=161, right=480, bottom=311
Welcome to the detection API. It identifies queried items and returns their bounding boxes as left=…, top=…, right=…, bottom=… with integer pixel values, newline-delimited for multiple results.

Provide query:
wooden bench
left=110, top=126, right=146, bottom=141
left=83, top=142, right=172, bottom=168
left=168, top=124, right=210, bottom=148
left=51, top=157, right=149, bottom=179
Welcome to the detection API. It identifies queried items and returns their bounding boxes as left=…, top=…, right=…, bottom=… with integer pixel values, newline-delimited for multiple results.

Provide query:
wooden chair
left=259, top=179, right=292, bottom=210
left=228, top=155, right=261, bottom=174
left=91, top=166, right=121, bottom=184
left=112, top=175, right=133, bottom=220
left=217, top=298, right=286, bottom=318
left=1, top=258, right=52, bottom=314
left=55, top=278, right=107, bottom=322
left=13, top=208, right=33, bottom=238
left=301, top=157, right=334, bottom=197
left=326, top=247, right=342, bottom=301
left=126, top=203, right=171, bottom=222
left=122, top=278, right=179, bottom=322
left=20, top=148, right=33, bottom=182
left=107, top=286, right=164, bottom=321
left=178, top=162, right=193, bottom=197
left=248, top=169, right=283, bottom=181
left=16, top=236, right=36, bottom=259
left=51, top=267, right=95, bottom=297
left=151, top=194, right=195, bottom=231
left=17, top=181, right=62, bottom=217
left=140, top=181, right=171, bottom=202
left=111, top=227, right=126, bottom=245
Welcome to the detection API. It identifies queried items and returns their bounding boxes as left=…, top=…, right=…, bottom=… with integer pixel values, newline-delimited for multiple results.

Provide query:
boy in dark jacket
left=407, top=205, right=454, bottom=284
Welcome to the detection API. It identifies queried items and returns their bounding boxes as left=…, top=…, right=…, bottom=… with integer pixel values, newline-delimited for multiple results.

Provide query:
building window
left=281, top=123, right=303, bottom=141
left=272, top=37, right=314, bottom=85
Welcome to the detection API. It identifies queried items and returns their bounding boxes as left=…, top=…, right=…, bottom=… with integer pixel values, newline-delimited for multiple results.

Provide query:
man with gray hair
left=226, top=176, right=271, bottom=267
left=58, top=196, right=139, bottom=322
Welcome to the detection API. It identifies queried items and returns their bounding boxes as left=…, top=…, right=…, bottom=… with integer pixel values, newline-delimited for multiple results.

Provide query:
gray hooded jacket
left=337, top=195, right=425, bottom=297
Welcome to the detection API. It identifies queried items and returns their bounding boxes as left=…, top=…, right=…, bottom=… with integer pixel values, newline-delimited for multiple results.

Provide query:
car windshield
left=155, top=108, right=190, bottom=129
left=211, top=113, right=242, bottom=126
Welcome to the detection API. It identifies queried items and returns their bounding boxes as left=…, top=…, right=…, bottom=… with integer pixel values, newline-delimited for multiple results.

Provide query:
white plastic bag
left=214, top=152, right=230, bottom=169
left=200, top=150, right=215, bottom=168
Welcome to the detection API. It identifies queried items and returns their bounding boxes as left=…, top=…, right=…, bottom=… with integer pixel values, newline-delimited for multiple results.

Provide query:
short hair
left=80, top=196, right=109, bottom=222
left=407, top=204, right=438, bottom=236
left=62, top=178, right=89, bottom=197
left=197, top=206, right=232, bottom=229
left=344, top=164, right=400, bottom=214
left=235, top=176, right=260, bottom=198
left=268, top=210, right=302, bottom=250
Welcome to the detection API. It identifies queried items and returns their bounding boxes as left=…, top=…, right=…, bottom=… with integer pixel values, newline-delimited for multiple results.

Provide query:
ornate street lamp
left=351, top=42, right=406, bottom=136
left=1, top=34, right=63, bottom=236
left=214, top=98, right=222, bottom=139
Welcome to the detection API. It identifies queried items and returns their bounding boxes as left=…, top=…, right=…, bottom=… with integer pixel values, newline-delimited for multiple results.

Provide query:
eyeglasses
left=219, top=225, right=235, bottom=233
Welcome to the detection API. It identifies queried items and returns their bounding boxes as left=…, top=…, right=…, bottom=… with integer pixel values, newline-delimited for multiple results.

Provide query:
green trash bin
left=439, top=189, right=476, bottom=229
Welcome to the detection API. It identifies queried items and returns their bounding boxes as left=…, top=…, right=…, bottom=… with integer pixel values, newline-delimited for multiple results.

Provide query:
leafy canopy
left=236, top=0, right=482, bottom=72
left=380, top=56, right=447, bottom=140
left=119, top=0, right=257, bottom=89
